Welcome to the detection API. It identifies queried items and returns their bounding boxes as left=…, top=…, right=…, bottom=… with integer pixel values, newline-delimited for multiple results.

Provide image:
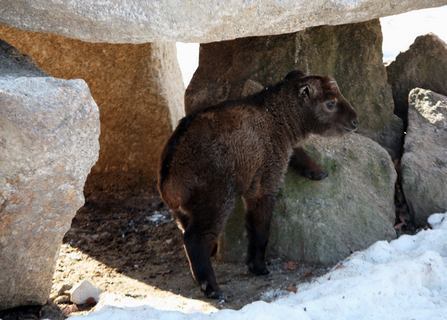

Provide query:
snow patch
left=428, top=213, right=447, bottom=229
left=146, top=210, right=172, bottom=225
left=70, top=213, right=447, bottom=320
left=259, top=289, right=290, bottom=302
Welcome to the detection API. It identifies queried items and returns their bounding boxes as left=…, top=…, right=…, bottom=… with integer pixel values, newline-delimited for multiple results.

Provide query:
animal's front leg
left=243, top=194, right=275, bottom=276
left=289, top=146, right=328, bottom=180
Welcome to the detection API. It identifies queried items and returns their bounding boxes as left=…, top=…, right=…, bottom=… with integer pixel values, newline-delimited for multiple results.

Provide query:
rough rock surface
left=186, top=20, right=402, bottom=159
left=0, top=41, right=99, bottom=309
left=401, top=88, right=447, bottom=226
left=387, top=34, right=447, bottom=124
left=219, top=134, right=397, bottom=265
left=0, top=0, right=446, bottom=43
left=0, top=24, right=184, bottom=194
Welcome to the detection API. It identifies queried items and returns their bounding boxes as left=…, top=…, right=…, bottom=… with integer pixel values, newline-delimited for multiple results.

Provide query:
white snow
left=146, top=210, right=172, bottom=225
left=381, top=6, right=447, bottom=62
left=70, top=213, right=447, bottom=320
left=259, top=288, right=289, bottom=302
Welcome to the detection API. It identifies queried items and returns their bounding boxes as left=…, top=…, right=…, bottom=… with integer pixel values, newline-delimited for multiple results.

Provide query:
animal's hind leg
left=183, top=226, right=222, bottom=299
left=243, top=194, right=275, bottom=275
left=172, top=210, right=190, bottom=232
left=182, top=198, right=234, bottom=299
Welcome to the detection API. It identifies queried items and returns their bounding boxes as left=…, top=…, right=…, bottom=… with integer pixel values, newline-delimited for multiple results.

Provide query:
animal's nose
left=351, top=119, right=358, bottom=129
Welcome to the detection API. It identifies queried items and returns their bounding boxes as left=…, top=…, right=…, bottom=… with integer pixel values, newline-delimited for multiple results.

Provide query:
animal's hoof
left=304, top=169, right=328, bottom=181
left=205, top=288, right=226, bottom=301
left=201, top=282, right=225, bottom=300
left=248, top=263, right=270, bottom=276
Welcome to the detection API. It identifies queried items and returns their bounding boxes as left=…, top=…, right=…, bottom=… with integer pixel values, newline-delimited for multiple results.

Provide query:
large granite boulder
left=0, top=41, right=99, bottom=309
left=387, top=34, right=447, bottom=124
left=0, top=0, right=446, bottom=43
left=186, top=20, right=402, bottom=159
left=219, top=134, right=397, bottom=265
left=0, top=24, right=184, bottom=195
left=401, top=88, right=447, bottom=226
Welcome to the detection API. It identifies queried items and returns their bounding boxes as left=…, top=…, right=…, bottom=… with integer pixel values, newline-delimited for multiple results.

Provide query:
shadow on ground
left=1, top=192, right=326, bottom=318
left=0, top=303, right=65, bottom=320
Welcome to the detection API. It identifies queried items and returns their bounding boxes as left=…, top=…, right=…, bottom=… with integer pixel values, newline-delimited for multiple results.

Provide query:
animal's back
left=158, top=103, right=269, bottom=210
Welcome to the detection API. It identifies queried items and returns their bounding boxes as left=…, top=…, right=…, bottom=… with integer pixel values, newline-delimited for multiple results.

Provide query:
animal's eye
left=299, top=85, right=310, bottom=98
left=325, top=100, right=337, bottom=111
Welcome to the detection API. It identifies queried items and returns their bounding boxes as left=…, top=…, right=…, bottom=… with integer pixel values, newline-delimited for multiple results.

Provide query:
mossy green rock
left=219, top=134, right=397, bottom=265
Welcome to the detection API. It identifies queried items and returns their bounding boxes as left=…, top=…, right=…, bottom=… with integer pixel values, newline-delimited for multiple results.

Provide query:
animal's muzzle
left=344, top=119, right=359, bottom=132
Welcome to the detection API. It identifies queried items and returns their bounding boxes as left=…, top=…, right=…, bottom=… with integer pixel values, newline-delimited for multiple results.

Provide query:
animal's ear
left=299, top=84, right=311, bottom=98
left=328, top=80, right=340, bottom=93
left=285, top=70, right=306, bottom=81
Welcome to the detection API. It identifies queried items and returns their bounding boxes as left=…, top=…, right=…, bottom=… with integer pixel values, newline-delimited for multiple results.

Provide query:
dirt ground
left=0, top=192, right=327, bottom=319
left=0, top=165, right=415, bottom=320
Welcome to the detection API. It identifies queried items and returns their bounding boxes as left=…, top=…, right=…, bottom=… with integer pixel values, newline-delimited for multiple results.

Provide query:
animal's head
left=284, top=70, right=358, bottom=136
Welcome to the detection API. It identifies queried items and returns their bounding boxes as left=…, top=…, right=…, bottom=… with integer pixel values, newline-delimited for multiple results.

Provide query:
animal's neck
left=262, top=88, right=311, bottom=147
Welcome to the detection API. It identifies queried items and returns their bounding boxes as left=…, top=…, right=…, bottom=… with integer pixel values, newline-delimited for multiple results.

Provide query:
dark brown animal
left=158, top=70, right=358, bottom=299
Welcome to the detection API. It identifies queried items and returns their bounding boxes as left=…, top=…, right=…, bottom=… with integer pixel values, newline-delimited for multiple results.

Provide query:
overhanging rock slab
left=0, top=0, right=446, bottom=43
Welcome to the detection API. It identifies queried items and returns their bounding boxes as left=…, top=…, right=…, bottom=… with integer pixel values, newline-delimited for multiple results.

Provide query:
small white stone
left=70, top=280, right=101, bottom=305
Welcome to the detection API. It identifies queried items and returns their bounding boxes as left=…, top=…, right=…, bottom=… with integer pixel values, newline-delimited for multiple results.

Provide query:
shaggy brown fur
left=158, top=70, right=358, bottom=299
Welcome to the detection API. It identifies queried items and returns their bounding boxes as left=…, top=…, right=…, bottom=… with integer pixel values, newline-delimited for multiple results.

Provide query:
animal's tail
left=158, top=176, right=187, bottom=211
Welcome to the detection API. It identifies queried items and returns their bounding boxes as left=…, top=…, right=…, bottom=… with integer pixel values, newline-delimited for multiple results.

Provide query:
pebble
left=70, top=280, right=101, bottom=305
